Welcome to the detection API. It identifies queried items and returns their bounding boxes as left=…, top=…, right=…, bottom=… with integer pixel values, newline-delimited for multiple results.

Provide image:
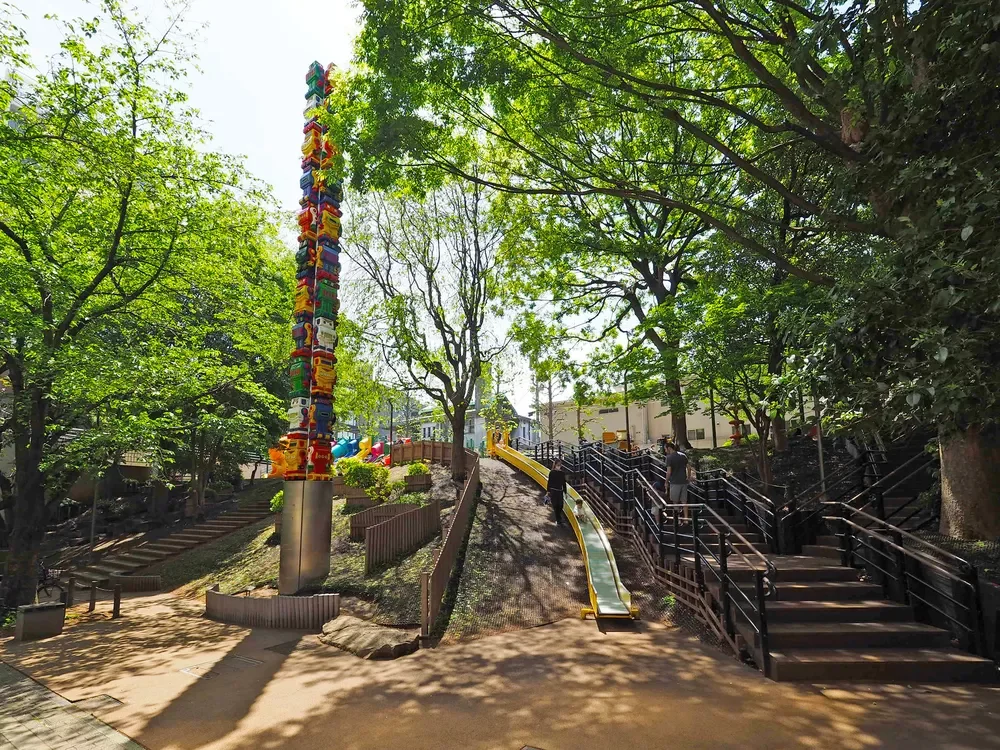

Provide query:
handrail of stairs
left=632, top=470, right=775, bottom=670
left=781, top=445, right=934, bottom=553
left=822, top=502, right=988, bottom=657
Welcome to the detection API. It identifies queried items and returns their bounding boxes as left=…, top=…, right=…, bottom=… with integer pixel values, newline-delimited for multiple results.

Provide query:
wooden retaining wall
left=423, top=451, right=481, bottom=635
left=108, top=575, right=162, bottom=592
left=205, top=586, right=340, bottom=631
left=364, top=499, right=441, bottom=573
left=350, top=503, right=420, bottom=542
left=392, top=441, right=454, bottom=466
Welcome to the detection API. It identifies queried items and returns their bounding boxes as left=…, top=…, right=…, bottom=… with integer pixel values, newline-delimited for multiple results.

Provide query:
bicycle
left=35, top=563, right=64, bottom=603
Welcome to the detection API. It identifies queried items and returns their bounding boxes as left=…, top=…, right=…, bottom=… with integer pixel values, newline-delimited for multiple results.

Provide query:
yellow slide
left=355, top=436, right=372, bottom=462
left=488, top=434, right=637, bottom=620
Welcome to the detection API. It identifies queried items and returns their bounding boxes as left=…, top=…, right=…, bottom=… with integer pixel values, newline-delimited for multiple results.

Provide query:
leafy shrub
left=341, top=459, right=388, bottom=489
left=406, top=461, right=431, bottom=476
left=269, top=490, right=284, bottom=514
left=744, top=433, right=760, bottom=443
left=393, top=492, right=429, bottom=506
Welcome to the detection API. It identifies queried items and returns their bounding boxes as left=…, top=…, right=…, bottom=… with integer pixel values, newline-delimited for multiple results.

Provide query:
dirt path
left=5, top=593, right=1000, bottom=750
left=439, top=458, right=588, bottom=643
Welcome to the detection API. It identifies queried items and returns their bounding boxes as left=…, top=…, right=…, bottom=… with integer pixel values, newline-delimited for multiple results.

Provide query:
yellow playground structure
left=487, top=431, right=637, bottom=621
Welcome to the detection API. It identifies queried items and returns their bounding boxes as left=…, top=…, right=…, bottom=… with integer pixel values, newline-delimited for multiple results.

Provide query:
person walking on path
left=664, top=442, right=694, bottom=520
left=546, top=459, right=567, bottom=527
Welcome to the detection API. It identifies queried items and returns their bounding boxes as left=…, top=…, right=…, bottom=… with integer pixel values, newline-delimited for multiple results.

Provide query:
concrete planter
left=404, top=474, right=432, bottom=492
left=15, top=603, right=65, bottom=642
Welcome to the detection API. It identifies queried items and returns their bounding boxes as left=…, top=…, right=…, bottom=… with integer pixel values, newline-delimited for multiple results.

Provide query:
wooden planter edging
left=404, top=474, right=432, bottom=491
left=205, top=586, right=340, bottom=631
left=364, top=499, right=441, bottom=573
left=108, top=575, right=162, bottom=592
left=350, top=503, right=420, bottom=542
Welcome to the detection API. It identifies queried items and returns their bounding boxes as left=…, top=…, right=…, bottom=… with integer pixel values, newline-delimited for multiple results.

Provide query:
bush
left=744, top=433, right=760, bottom=443
left=406, top=461, right=431, bottom=477
left=393, top=491, right=430, bottom=506
left=269, top=490, right=284, bottom=514
left=341, top=459, right=388, bottom=489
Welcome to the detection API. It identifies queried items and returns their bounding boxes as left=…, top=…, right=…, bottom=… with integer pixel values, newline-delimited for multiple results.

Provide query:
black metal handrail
left=823, top=502, right=986, bottom=656
left=632, top=472, right=774, bottom=673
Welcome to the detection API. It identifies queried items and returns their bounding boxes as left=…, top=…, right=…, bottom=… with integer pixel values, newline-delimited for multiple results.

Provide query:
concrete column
left=279, top=480, right=334, bottom=595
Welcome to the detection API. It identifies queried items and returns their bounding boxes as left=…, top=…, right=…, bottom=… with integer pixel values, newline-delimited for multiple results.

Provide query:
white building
left=418, top=403, right=537, bottom=449
left=535, top=393, right=758, bottom=450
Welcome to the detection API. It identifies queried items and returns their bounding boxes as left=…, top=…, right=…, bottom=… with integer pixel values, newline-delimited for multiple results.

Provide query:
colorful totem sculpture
left=284, top=61, right=343, bottom=482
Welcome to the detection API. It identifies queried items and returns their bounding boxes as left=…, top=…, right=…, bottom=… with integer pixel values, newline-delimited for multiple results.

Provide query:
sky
left=22, top=0, right=546, bottom=415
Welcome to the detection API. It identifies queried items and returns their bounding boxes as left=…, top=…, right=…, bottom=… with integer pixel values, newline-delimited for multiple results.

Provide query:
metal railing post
left=965, top=565, right=987, bottom=656
left=672, top=508, right=681, bottom=568
left=89, top=582, right=97, bottom=612
left=692, top=507, right=704, bottom=593
left=839, top=518, right=854, bottom=568
left=755, top=570, right=771, bottom=677
left=890, top=529, right=908, bottom=604
left=719, top=530, right=734, bottom=639
left=112, top=585, right=122, bottom=619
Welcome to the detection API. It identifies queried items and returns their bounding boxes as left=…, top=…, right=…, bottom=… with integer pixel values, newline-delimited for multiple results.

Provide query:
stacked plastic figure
left=284, top=61, right=343, bottom=482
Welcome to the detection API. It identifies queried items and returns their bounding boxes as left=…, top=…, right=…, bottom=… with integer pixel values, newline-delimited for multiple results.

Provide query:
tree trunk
left=576, top=405, right=583, bottom=443
left=666, top=377, right=689, bottom=448
left=939, top=425, right=1000, bottom=539
left=2, top=390, right=49, bottom=608
left=772, top=415, right=789, bottom=452
left=450, top=408, right=467, bottom=481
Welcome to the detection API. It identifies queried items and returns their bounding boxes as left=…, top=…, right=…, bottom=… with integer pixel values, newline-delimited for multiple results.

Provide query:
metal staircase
left=513, top=438, right=995, bottom=682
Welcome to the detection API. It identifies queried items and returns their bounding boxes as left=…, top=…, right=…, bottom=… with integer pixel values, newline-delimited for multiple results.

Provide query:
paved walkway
left=0, top=663, right=141, bottom=749
left=4, top=593, right=1000, bottom=749
left=440, top=459, right=588, bottom=642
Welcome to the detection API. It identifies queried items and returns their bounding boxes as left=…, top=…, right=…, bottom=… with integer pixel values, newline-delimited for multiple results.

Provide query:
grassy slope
left=146, top=493, right=444, bottom=626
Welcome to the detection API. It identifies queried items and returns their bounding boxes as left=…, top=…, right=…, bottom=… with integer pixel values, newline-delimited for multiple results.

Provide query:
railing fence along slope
left=420, top=450, right=481, bottom=637
left=520, top=439, right=778, bottom=670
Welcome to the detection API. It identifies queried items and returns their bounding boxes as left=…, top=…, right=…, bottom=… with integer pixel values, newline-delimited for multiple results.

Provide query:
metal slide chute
left=492, top=441, right=637, bottom=620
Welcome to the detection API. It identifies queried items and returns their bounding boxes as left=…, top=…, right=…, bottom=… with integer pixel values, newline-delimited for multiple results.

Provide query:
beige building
left=536, top=394, right=757, bottom=450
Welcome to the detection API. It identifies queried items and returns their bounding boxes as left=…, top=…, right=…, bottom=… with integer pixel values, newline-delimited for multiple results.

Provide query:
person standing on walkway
left=664, top=442, right=693, bottom=520
left=546, top=459, right=567, bottom=527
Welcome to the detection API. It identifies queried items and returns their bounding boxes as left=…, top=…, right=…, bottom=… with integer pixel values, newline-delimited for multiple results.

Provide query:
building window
left=741, top=424, right=751, bottom=437
left=687, top=428, right=706, bottom=441
left=466, top=419, right=474, bottom=434
left=599, top=407, right=619, bottom=414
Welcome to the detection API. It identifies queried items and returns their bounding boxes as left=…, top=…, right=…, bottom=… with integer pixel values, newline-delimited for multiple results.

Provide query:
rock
left=319, top=615, right=419, bottom=659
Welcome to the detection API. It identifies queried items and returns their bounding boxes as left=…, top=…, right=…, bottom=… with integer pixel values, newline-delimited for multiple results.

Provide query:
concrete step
left=169, top=532, right=224, bottom=543
left=815, top=536, right=839, bottom=547
left=801, top=545, right=842, bottom=560
left=766, top=600, right=914, bottom=624
left=117, top=549, right=167, bottom=563
left=143, top=540, right=197, bottom=553
left=768, top=647, right=996, bottom=682
left=766, top=621, right=951, bottom=650
left=115, top=552, right=164, bottom=567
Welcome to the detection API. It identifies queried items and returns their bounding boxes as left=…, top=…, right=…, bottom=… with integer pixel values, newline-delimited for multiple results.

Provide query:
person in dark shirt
left=664, top=442, right=693, bottom=519
left=546, top=459, right=567, bottom=527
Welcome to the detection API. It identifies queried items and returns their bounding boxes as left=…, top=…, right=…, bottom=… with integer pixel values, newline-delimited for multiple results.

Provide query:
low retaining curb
left=205, top=585, right=340, bottom=631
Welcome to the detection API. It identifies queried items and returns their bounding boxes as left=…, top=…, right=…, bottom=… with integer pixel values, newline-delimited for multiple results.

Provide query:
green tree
left=348, top=181, right=509, bottom=480
left=0, top=4, right=286, bottom=605
left=339, top=0, right=1000, bottom=537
